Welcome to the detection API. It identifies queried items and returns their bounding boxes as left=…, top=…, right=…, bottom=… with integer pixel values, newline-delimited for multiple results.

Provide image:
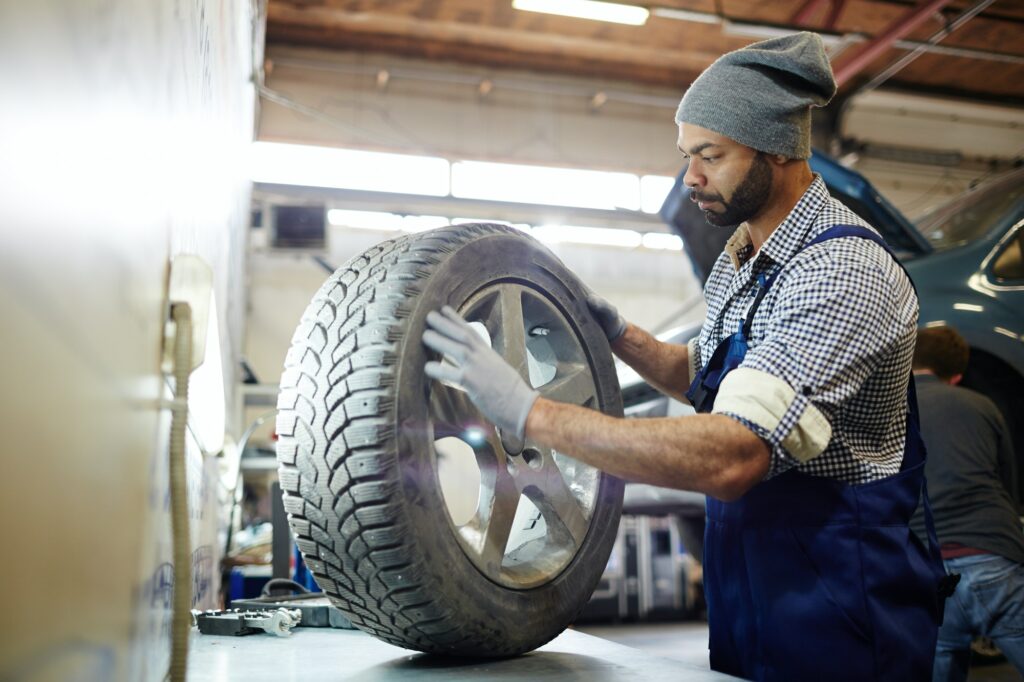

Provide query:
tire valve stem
left=529, top=326, right=549, bottom=337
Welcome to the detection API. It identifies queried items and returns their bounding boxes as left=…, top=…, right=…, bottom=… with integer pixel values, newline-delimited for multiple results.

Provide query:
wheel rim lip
left=427, top=279, right=604, bottom=590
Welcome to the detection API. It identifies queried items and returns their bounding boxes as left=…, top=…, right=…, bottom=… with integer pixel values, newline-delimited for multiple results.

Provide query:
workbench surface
left=188, top=625, right=739, bottom=680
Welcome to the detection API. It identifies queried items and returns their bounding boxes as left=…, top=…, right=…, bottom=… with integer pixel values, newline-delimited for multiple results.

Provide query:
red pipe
left=791, top=0, right=831, bottom=25
left=833, top=0, right=950, bottom=86
left=824, top=0, right=848, bottom=30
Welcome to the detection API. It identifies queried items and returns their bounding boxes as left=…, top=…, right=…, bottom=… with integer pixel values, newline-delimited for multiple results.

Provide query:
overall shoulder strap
left=804, top=224, right=889, bottom=252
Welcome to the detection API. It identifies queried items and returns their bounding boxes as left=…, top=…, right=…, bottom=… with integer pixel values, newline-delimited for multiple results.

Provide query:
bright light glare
left=534, top=225, right=642, bottom=248
left=463, top=427, right=488, bottom=446
left=641, top=175, right=675, bottom=214
left=327, top=209, right=449, bottom=232
left=953, top=303, right=984, bottom=312
left=402, top=215, right=451, bottom=232
left=328, top=209, right=404, bottom=231
left=513, top=0, right=649, bottom=25
left=452, top=161, right=640, bottom=211
left=642, top=232, right=683, bottom=250
left=452, top=218, right=533, bottom=233
left=251, top=142, right=450, bottom=196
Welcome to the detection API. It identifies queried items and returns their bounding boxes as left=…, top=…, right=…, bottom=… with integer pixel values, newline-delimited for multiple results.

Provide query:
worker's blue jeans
left=932, top=553, right=1024, bottom=681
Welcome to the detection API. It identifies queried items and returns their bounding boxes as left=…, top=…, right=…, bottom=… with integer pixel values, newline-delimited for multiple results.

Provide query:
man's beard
left=692, top=153, right=773, bottom=227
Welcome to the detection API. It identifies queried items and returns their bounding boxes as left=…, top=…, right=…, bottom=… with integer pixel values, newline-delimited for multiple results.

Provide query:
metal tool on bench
left=231, top=579, right=355, bottom=629
left=192, top=607, right=303, bottom=637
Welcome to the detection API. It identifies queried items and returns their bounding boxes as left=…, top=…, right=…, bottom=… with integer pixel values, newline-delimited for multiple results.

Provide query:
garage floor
left=187, top=626, right=739, bottom=680
left=576, top=623, right=1023, bottom=681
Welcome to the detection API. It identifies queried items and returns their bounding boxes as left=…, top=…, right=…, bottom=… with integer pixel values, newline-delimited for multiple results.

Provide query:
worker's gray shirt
left=691, top=175, right=919, bottom=484
left=911, top=374, right=1024, bottom=564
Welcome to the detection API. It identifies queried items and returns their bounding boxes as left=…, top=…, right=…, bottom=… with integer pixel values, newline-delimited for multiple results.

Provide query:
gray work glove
left=422, top=306, right=540, bottom=440
left=585, top=290, right=627, bottom=342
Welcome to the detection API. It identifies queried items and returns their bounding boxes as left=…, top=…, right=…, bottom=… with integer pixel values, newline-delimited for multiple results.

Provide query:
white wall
left=0, top=1, right=255, bottom=680
left=840, top=90, right=1024, bottom=219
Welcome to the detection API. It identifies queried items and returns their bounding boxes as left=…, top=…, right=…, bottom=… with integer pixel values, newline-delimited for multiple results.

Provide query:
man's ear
left=768, top=154, right=791, bottom=167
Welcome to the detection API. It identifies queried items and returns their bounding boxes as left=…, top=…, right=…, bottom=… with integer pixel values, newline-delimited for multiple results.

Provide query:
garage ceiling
left=267, top=0, right=1024, bottom=104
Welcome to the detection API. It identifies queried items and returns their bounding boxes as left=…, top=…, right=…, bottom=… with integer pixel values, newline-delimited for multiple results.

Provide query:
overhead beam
left=833, top=0, right=951, bottom=87
left=855, top=0, right=1001, bottom=95
left=267, top=4, right=721, bottom=84
left=252, top=183, right=665, bottom=232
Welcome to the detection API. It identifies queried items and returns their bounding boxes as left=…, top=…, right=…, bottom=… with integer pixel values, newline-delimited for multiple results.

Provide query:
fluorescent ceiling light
left=534, top=224, right=642, bottom=248
left=513, top=0, right=649, bottom=25
left=642, top=232, right=682, bottom=250
left=251, top=142, right=450, bottom=196
left=640, top=175, right=675, bottom=214
left=452, top=160, right=640, bottom=211
left=328, top=209, right=405, bottom=231
left=328, top=209, right=450, bottom=233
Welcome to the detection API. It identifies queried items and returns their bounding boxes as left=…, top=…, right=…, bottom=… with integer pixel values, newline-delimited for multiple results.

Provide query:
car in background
left=619, top=158, right=1024, bottom=562
left=905, top=168, right=1024, bottom=474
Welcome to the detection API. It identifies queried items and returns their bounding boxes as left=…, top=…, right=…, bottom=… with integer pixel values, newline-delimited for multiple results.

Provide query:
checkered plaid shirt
left=694, top=175, right=918, bottom=483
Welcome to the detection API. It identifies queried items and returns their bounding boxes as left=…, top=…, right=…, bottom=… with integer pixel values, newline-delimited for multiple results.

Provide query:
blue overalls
left=686, top=225, right=956, bottom=681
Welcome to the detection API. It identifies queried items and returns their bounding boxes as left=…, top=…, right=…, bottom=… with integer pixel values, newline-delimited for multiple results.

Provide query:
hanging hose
left=169, top=302, right=193, bottom=682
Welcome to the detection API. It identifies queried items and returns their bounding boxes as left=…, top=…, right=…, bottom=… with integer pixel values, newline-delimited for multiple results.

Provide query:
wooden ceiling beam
left=267, top=3, right=722, bottom=81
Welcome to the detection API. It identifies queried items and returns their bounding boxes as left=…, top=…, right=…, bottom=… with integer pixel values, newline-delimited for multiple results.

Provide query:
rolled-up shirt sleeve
left=712, top=251, right=915, bottom=477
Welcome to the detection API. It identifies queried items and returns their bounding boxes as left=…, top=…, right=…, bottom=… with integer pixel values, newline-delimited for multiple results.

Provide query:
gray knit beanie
left=675, top=32, right=836, bottom=160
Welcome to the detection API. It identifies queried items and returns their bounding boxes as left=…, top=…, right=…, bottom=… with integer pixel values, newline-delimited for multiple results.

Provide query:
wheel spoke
left=479, top=466, right=520, bottom=573
left=532, top=453, right=590, bottom=549
left=491, top=287, right=529, bottom=382
left=540, top=363, right=596, bottom=406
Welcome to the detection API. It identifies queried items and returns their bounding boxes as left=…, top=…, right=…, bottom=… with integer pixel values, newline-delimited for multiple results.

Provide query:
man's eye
left=702, top=156, right=716, bottom=163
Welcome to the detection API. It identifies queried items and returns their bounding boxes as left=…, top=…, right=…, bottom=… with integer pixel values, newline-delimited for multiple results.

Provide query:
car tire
left=275, top=223, right=624, bottom=657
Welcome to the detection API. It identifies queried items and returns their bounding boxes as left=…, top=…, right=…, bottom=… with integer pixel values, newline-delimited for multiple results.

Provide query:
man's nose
left=683, top=162, right=704, bottom=189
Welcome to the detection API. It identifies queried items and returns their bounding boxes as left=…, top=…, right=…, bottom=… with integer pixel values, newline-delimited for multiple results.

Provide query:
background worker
left=910, top=326, right=1024, bottom=680
left=423, top=32, right=949, bottom=681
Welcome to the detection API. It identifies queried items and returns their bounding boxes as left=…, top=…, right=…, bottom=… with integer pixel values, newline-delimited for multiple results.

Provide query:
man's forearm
left=612, top=323, right=692, bottom=403
left=525, top=397, right=770, bottom=501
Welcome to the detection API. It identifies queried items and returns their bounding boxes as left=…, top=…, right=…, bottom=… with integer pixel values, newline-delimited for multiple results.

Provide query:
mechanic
left=422, top=32, right=949, bottom=681
left=908, top=326, right=1024, bottom=681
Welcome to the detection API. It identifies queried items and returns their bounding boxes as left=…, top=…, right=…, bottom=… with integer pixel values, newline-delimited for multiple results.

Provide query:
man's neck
left=746, top=167, right=815, bottom=253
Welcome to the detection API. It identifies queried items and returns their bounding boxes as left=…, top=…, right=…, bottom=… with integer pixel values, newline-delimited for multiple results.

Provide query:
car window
left=992, top=227, right=1024, bottom=281
left=916, top=171, right=1024, bottom=251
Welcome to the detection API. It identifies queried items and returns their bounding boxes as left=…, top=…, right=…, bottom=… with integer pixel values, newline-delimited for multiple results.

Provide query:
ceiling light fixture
left=512, top=0, right=649, bottom=26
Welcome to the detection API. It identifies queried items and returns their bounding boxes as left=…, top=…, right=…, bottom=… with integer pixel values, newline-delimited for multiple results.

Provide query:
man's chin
left=703, top=210, right=737, bottom=228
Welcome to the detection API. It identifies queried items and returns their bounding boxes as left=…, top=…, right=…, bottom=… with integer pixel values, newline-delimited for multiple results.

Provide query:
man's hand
left=585, top=290, right=627, bottom=342
left=422, top=306, right=540, bottom=440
